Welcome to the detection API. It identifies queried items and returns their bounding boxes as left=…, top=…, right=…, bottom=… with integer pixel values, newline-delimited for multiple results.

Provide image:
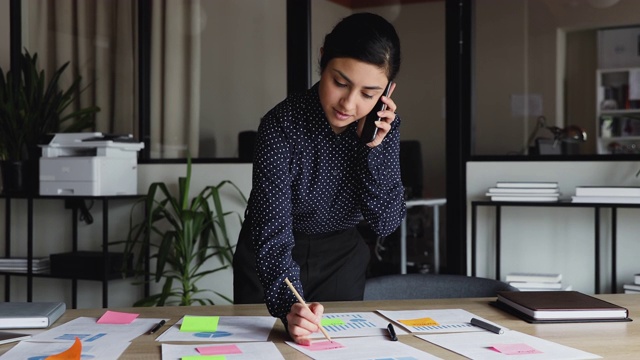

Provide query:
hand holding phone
left=360, top=81, right=393, bottom=144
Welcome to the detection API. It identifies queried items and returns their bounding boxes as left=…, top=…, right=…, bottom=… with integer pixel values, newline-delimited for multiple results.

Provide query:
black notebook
left=0, top=302, right=66, bottom=329
left=492, top=291, right=631, bottom=323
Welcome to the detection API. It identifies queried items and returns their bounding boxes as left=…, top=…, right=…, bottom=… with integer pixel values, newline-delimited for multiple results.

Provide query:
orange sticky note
left=97, top=310, right=139, bottom=324
left=398, top=317, right=439, bottom=327
left=45, top=337, right=82, bottom=360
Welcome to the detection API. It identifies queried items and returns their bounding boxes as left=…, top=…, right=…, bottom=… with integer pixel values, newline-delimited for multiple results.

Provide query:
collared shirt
left=248, top=83, right=406, bottom=320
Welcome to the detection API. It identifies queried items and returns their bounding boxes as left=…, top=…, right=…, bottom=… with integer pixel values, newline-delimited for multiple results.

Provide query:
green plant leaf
left=121, top=156, right=247, bottom=306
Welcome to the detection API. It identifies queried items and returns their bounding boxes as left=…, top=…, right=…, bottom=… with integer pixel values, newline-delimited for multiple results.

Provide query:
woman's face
left=319, top=57, right=388, bottom=134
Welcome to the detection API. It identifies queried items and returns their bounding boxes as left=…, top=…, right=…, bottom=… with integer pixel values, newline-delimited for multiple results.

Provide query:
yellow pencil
left=284, top=277, right=333, bottom=343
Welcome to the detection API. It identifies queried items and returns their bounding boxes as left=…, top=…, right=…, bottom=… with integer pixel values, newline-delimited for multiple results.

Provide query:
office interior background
left=1, top=0, right=640, bottom=308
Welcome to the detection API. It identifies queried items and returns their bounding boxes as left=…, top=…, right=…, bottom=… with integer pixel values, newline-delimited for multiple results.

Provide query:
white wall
left=199, top=0, right=287, bottom=158
left=467, top=161, right=640, bottom=294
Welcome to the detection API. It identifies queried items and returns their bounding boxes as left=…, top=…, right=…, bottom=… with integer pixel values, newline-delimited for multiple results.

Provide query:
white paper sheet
left=417, top=330, right=601, bottom=359
left=287, top=336, right=442, bottom=360
left=155, top=315, right=276, bottom=342
left=0, top=339, right=130, bottom=360
left=309, top=312, right=409, bottom=339
left=26, top=316, right=165, bottom=345
left=161, top=342, right=285, bottom=360
left=377, top=309, right=504, bottom=334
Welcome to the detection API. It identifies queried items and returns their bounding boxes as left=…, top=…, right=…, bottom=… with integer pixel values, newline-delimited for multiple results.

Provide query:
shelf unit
left=1, top=194, right=143, bottom=308
left=596, top=67, right=640, bottom=154
left=470, top=200, right=639, bottom=294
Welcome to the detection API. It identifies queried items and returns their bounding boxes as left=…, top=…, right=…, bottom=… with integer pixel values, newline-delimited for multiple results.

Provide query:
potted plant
left=121, top=158, right=247, bottom=306
left=0, top=51, right=99, bottom=195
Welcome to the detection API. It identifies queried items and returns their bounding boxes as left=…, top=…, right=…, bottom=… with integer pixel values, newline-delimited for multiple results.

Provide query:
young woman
left=233, top=12, right=405, bottom=345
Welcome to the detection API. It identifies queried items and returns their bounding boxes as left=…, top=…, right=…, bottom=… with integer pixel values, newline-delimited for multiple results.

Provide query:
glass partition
left=473, top=0, right=640, bottom=156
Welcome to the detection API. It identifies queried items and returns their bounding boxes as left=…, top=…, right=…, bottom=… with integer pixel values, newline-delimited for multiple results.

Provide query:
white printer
left=39, top=133, right=145, bottom=196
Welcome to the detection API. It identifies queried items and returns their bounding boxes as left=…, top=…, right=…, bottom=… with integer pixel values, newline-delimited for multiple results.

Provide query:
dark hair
left=320, top=13, right=401, bottom=81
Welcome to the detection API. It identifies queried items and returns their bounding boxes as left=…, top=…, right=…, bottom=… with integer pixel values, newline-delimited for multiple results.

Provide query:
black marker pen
left=387, top=323, right=398, bottom=341
left=470, top=317, right=504, bottom=334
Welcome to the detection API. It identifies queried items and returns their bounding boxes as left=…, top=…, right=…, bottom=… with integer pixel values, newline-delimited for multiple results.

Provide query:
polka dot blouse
left=248, top=83, right=406, bottom=320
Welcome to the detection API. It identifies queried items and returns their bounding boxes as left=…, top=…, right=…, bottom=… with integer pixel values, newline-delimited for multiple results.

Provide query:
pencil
left=284, top=277, right=333, bottom=343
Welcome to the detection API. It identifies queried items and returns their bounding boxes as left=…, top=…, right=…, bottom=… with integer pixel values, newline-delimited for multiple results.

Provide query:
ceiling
left=328, top=0, right=442, bottom=9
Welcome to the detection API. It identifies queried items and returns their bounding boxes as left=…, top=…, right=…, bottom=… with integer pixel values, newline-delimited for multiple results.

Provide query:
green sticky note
left=321, top=318, right=346, bottom=326
left=181, top=356, right=226, bottom=360
left=180, top=316, right=220, bottom=332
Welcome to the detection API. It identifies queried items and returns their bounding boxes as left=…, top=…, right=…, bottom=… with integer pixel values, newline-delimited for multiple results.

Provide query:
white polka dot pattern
left=248, top=83, right=406, bottom=320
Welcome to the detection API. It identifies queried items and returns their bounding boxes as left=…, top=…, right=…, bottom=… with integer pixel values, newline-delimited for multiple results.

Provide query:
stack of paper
left=486, top=182, right=560, bottom=202
left=506, top=272, right=571, bottom=291
left=0, top=257, right=50, bottom=273
left=572, top=186, right=640, bottom=203
left=623, top=273, right=640, bottom=294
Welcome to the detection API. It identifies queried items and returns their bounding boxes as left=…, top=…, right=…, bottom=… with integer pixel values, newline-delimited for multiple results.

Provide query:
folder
left=491, top=291, right=631, bottom=323
left=0, top=302, right=66, bottom=329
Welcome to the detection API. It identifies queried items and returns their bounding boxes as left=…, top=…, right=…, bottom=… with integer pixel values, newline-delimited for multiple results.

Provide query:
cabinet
left=596, top=67, right=640, bottom=154
left=1, top=194, right=142, bottom=308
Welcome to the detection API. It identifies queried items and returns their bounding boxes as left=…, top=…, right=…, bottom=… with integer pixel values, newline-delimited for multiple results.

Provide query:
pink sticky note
left=196, top=344, right=243, bottom=355
left=97, top=310, right=139, bottom=324
left=304, top=340, right=345, bottom=351
left=491, top=343, right=543, bottom=355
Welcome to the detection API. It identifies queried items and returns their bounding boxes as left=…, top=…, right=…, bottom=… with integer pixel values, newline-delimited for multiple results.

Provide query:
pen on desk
left=470, top=317, right=504, bottom=334
left=284, top=277, right=333, bottom=343
left=387, top=323, right=398, bottom=341
left=148, top=320, right=166, bottom=334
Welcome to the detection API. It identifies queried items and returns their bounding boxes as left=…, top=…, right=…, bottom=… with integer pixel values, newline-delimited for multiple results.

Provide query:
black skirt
left=233, top=215, right=370, bottom=304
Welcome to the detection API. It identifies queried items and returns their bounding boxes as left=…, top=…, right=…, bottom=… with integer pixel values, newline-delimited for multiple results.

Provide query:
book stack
left=506, top=272, right=571, bottom=291
left=572, top=186, right=640, bottom=204
left=0, top=257, right=50, bottom=274
left=623, top=273, right=640, bottom=294
left=486, top=182, right=560, bottom=202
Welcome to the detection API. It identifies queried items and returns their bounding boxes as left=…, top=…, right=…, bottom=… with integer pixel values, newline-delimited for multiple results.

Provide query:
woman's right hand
left=286, top=302, right=325, bottom=345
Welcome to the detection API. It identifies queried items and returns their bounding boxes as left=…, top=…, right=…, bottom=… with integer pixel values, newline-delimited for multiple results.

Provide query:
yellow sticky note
left=398, top=317, right=439, bottom=327
left=180, top=316, right=220, bottom=332
left=321, top=318, right=346, bottom=326
left=182, top=356, right=226, bottom=360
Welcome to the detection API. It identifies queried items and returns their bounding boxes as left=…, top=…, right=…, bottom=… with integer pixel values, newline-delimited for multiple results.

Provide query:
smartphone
left=360, top=81, right=393, bottom=144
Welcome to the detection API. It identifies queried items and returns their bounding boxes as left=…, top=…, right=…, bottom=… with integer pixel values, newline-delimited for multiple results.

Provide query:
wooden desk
left=1, top=294, right=637, bottom=359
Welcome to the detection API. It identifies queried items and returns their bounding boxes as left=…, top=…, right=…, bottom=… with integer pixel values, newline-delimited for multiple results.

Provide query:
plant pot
left=0, top=160, right=39, bottom=196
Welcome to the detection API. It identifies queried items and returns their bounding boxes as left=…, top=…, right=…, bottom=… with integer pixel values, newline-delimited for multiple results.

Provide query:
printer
left=39, top=133, right=144, bottom=196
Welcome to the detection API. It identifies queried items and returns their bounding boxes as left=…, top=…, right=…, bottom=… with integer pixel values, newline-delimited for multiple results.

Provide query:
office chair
left=363, top=273, right=518, bottom=300
left=399, top=140, right=423, bottom=199
left=238, top=130, right=257, bottom=161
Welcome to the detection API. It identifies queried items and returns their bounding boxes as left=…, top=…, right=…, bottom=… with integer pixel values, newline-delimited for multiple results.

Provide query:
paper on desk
left=0, top=338, right=130, bottom=360
left=27, top=316, right=165, bottom=345
left=161, top=342, right=285, bottom=360
left=156, top=315, right=276, bottom=342
left=378, top=309, right=503, bottom=333
left=286, top=336, right=442, bottom=360
left=308, top=312, right=409, bottom=339
left=417, top=330, right=601, bottom=359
